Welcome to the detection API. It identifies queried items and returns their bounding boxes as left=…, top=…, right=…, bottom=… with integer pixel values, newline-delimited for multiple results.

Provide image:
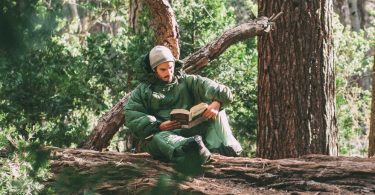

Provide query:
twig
left=270, top=12, right=284, bottom=22
left=269, top=12, right=283, bottom=22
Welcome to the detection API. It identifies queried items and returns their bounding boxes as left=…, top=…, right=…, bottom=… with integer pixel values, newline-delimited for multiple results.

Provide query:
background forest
left=0, top=0, right=374, bottom=193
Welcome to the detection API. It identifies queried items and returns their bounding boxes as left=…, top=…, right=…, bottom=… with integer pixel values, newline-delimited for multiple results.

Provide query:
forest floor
left=47, top=148, right=375, bottom=194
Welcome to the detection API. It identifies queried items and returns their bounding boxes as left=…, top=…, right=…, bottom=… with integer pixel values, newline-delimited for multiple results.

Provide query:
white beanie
left=149, top=46, right=175, bottom=70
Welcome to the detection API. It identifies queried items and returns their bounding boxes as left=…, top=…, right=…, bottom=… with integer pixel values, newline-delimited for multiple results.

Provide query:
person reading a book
left=124, top=45, right=242, bottom=165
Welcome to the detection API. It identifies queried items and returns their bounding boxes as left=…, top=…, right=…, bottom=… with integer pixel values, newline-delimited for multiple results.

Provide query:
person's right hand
left=159, top=120, right=181, bottom=131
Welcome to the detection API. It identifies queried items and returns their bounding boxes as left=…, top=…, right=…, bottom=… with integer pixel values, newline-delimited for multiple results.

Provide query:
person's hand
left=159, top=120, right=181, bottom=131
left=202, top=100, right=221, bottom=119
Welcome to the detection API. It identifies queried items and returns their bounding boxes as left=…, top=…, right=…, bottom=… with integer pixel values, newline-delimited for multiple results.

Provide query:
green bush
left=334, top=13, right=374, bottom=156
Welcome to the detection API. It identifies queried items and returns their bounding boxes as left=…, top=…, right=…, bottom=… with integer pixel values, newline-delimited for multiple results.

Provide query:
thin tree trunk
left=333, top=0, right=351, bottom=27
left=145, top=0, right=180, bottom=59
left=369, top=52, right=375, bottom=157
left=257, top=0, right=337, bottom=159
left=67, top=0, right=81, bottom=33
left=348, top=0, right=361, bottom=31
left=128, top=0, right=143, bottom=32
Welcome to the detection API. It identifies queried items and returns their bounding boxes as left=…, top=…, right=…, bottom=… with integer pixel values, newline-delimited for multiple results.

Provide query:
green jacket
left=124, top=55, right=233, bottom=140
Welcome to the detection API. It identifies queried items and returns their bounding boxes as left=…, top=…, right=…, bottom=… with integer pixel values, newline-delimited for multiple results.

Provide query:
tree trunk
left=348, top=0, right=361, bottom=31
left=67, top=0, right=81, bottom=33
left=333, top=0, right=351, bottom=27
left=48, top=148, right=375, bottom=194
left=145, top=0, right=180, bottom=59
left=369, top=52, right=375, bottom=157
left=80, top=5, right=275, bottom=151
left=128, top=0, right=143, bottom=32
left=257, top=0, right=337, bottom=159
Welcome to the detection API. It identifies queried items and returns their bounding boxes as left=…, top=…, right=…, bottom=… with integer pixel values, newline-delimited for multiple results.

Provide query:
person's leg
left=142, top=131, right=210, bottom=164
left=142, top=131, right=184, bottom=162
left=204, top=110, right=243, bottom=156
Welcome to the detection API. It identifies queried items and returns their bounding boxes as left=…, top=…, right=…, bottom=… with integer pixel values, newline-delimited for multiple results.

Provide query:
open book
left=170, top=103, right=208, bottom=128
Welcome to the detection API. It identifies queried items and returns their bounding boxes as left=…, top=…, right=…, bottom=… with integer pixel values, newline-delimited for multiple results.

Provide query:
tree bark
left=128, top=0, right=143, bottom=32
left=369, top=52, right=375, bottom=157
left=145, top=0, right=180, bottom=59
left=257, top=0, right=337, bottom=159
left=48, top=148, right=375, bottom=194
left=80, top=14, right=275, bottom=151
left=348, top=0, right=361, bottom=31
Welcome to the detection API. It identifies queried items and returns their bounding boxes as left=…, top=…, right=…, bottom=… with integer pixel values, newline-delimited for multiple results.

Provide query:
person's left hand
left=202, top=100, right=221, bottom=119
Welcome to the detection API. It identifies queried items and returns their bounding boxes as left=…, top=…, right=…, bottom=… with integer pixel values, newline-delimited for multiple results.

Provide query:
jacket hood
left=134, top=53, right=185, bottom=84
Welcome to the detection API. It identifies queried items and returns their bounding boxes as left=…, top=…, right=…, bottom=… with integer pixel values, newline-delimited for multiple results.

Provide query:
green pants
left=142, top=110, right=242, bottom=162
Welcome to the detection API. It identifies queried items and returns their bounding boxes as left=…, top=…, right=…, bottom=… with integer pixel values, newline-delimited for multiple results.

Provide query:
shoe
left=181, top=135, right=211, bottom=164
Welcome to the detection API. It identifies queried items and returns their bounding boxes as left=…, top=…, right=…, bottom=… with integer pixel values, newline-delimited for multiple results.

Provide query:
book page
left=170, top=109, right=191, bottom=123
left=190, top=103, right=208, bottom=118
left=181, top=116, right=207, bottom=128
left=170, top=109, right=190, bottom=115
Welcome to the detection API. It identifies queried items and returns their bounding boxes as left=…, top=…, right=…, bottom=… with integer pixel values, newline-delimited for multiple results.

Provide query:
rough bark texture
left=48, top=148, right=375, bottom=194
left=128, top=0, right=143, bottom=32
left=80, top=16, right=275, bottom=151
left=145, top=0, right=180, bottom=59
left=257, top=0, right=337, bottom=159
left=370, top=53, right=375, bottom=157
left=79, top=94, right=130, bottom=150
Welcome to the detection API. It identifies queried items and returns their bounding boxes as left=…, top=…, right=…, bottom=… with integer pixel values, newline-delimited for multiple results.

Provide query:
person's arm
left=124, top=86, right=162, bottom=140
left=202, top=100, right=221, bottom=119
left=184, top=74, right=233, bottom=107
left=184, top=74, right=232, bottom=119
left=159, top=120, right=181, bottom=131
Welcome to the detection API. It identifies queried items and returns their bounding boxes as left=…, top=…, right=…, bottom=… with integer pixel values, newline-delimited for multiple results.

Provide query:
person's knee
left=151, top=131, right=172, bottom=143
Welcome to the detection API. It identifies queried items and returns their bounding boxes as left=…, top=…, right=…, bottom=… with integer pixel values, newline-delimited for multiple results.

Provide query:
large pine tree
left=257, top=0, right=338, bottom=159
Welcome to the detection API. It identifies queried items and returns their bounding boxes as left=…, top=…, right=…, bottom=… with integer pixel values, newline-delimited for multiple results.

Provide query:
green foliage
left=174, top=0, right=236, bottom=57
left=334, top=13, right=375, bottom=156
left=0, top=141, right=50, bottom=195
left=0, top=0, right=155, bottom=148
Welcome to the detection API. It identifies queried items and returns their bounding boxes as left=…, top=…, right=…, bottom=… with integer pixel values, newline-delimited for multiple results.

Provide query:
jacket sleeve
left=124, top=85, right=161, bottom=140
left=184, top=74, right=233, bottom=108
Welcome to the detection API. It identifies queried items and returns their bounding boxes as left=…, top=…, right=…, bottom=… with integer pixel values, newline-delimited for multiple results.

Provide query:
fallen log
left=48, top=148, right=375, bottom=194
